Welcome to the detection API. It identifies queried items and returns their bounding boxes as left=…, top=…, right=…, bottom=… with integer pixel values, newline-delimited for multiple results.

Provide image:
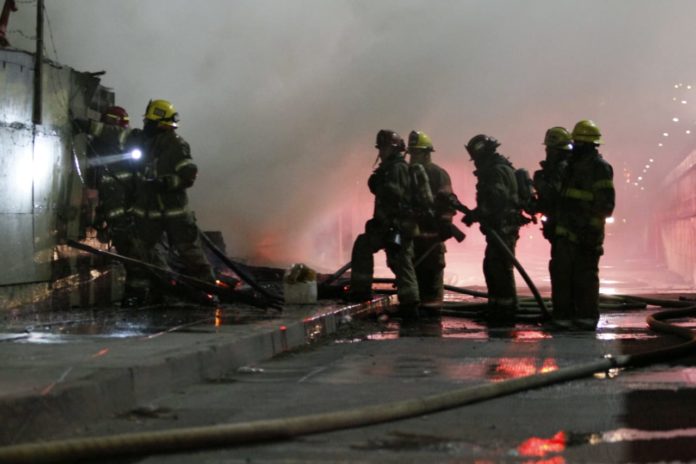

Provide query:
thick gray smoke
left=9, top=1, right=696, bottom=283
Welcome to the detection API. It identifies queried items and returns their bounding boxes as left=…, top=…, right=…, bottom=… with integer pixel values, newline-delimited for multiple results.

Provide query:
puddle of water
left=516, top=430, right=567, bottom=458
left=3, top=304, right=276, bottom=342
left=622, top=367, right=696, bottom=385
left=489, top=357, right=559, bottom=381
left=441, top=318, right=488, bottom=339
left=512, top=426, right=696, bottom=463
left=596, top=427, right=696, bottom=443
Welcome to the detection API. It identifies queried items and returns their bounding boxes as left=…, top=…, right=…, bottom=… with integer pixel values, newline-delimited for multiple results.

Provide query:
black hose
left=67, top=240, right=277, bottom=310
left=67, top=240, right=223, bottom=297
left=198, top=230, right=283, bottom=303
left=320, top=261, right=352, bottom=287
left=370, top=277, right=490, bottom=299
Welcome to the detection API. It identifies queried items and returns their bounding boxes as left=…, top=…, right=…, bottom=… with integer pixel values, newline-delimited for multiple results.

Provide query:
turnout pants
left=413, top=233, right=446, bottom=304
left=131, top=212, right=215, bottom=295
left=549, top=237, right=601, bottom=323
left=350, top=230, right=420, bottom=307
left=483, top=230, right=519, bottom=311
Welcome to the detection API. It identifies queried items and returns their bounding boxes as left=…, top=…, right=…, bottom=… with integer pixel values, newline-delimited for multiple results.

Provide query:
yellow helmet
left=144, top=99, right=179, bottom=128
left=571, top=120, right=602, bottom=145
left=543, top=126, right=572, bottom=150
left=408, top=130, right=435, bottom=152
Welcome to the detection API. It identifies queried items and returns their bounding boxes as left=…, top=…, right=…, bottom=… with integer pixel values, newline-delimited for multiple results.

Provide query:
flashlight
left=130, top=148, right=142, bottom=160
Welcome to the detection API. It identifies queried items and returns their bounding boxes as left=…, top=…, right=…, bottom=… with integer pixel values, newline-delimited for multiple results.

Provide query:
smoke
left=9, top=0, right=696, bottom=284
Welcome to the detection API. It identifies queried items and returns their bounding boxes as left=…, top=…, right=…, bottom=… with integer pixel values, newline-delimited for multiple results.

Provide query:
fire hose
left=0, top=299, right=694, bottom=463
left=66, top=239, right=281, bottom=310
left=482, top=226, right=551, bottom=320
left=198, top=229, right=283, bottom=303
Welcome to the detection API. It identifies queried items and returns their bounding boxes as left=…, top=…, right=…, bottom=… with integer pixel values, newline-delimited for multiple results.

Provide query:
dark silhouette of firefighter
left=550, top=120, right=615, bottom=330
left=73, top=106, right=144, bottom=306
left=348, top=130, right=420, bottom=318
left=533, top=127, right=572, bottom=242
left=463, top=134, right=521, bottom=322
left=406, top=130, right=457, bottom=310
left=129, top=99, right=215, bottom=306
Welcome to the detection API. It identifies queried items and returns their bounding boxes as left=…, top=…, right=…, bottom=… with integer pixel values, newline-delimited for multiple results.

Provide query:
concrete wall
left=0, top=49, right=116, bottom=307
left=660, top=149, right=696, bottom=285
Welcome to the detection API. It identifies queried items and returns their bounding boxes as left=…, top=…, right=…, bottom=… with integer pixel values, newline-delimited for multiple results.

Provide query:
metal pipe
left=32, top=0, right=43, bottom=125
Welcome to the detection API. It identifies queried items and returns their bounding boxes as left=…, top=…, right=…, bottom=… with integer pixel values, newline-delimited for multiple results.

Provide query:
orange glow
left=215, top=309, right=223, bottom=327
left=491, top=357, right=559, bottom=380
left=518, top=431, right=566, bottom=458
left=513, top=330, right=552, bottom=340
left=91, top=348, right=109, bottom=358
left=492, top=357, right=538, bottom=380
left=41, top=384, right=56, bottom=396
left=280, top=325, right=287, bottom=331
left=540, top=358, right=559, bottom=373
left=215, top=279, right=230, bottom=289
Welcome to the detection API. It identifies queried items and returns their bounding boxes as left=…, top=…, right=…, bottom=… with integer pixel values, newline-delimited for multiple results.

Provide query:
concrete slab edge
left=0, top=297, right=394, bottom=445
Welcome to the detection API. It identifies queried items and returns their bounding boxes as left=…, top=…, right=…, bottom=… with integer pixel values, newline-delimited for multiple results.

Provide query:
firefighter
left=463, top=134, right=521, bottom=323
left=533, top=127, right=572, bottom=241
left=73, top=106, right=145, bottom=306
left=406, top=130, right=456, bottom=310
left=550, top=120, right=615, bottom=330
left=130, top=99, right=216, bottom=306
left=348, top=130, right=420, bottom=318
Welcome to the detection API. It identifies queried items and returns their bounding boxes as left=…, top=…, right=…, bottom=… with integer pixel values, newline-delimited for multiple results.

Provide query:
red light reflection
left=91, top=348, right=109, bottom=359
left=513, top=329, right=552, bottom=340
left=215, top=309, right=223, bottom=327
left=518, top=430, right=566, bottom=459
left=490, top=357, right=558, bottom=381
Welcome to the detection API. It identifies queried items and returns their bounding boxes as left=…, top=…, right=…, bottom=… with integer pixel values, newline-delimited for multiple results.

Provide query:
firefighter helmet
left=571, top=119, right=602, bottom=144
left=101, top=106, right=130, bottom=128
left=408, top=130, right=435, bottom=152
left=465, top=134, right=499, bottom=159
left=543, top=126, right=572, bottom=150
left=375, top=129, right=405, bottom=152
left=144, top=99, right=179, bottom=128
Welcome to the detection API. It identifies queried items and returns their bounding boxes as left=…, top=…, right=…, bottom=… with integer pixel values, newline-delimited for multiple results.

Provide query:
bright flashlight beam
left=88, top=150, right=142, bottom=167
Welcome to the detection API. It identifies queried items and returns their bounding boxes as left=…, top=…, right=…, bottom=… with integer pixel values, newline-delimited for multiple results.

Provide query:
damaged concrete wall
left=0, top=48, right=114, bottom=307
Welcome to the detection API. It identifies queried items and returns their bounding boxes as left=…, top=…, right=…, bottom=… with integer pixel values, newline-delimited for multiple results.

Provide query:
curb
left=0, top=297, right=393, bottom=445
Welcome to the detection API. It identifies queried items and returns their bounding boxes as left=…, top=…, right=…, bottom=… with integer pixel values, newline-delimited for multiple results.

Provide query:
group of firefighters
left=349, top=121, right=615, bottom=331
left=76, top=100, right=216, bottom=307
left=80, top=104, right=614, bottom=331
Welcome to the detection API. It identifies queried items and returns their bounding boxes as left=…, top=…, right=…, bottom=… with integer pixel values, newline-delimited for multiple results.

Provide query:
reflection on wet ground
left=0, top=303, right=277, bottom=341
left=353, top=427, right=696, bottom=462
left=3, top=294, right=692, bottom=346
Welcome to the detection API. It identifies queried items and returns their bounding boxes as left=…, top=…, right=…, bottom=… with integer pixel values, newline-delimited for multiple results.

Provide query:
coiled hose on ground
left=0, top=296, right=693, bottom=463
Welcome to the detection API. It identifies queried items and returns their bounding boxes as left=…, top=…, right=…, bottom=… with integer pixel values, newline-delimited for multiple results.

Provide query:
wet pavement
left=27, top=299, right=692, bottom=464
left=0, top=287, right=695, bottom=463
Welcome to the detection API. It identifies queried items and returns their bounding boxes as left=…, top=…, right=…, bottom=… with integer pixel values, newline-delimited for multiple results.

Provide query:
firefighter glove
left=461, top=208, right=479, bottom=227
left=438, top=222, right=454, bottom=241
